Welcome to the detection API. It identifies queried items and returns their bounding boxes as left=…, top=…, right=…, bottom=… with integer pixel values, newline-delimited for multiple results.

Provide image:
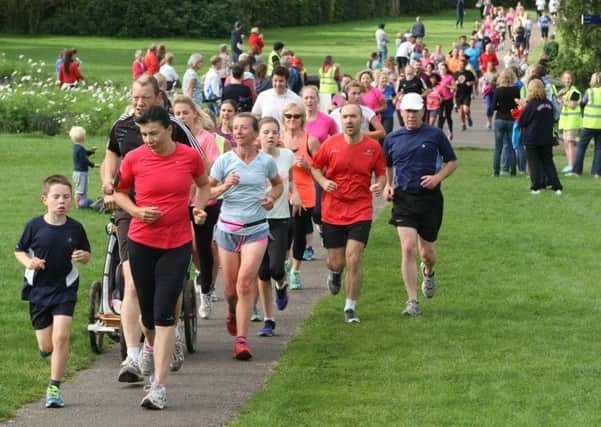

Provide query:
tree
left=551, top=0, right=601, bottom=88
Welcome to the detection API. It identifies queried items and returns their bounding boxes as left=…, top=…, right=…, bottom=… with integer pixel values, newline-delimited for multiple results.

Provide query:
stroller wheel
left=88, top=280, right=105, bottom=354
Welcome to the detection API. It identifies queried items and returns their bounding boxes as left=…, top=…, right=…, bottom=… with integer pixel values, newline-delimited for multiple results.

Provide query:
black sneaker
left=327, top=272, right=342, bottom=295
left=344, top=309, right=360, bottom=323
left=467, top=116, right=473, bottom=127
left=461, top=123, right=467, bottom=131
left=275, top=283, right=288, bottom=311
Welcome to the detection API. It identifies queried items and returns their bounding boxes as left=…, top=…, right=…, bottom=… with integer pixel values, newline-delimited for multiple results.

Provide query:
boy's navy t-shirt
left=15, top=216, right=90, bottom=306
left=383, top=124, right=457, bottom=194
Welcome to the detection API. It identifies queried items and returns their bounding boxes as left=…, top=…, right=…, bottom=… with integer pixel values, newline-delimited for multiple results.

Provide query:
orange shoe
left=226, top=312, right=237, bottom=336
left=233, top=337, right=252, bottom=360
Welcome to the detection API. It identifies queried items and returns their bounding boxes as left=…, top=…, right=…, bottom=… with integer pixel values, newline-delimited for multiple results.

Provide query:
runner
left=252, top=66, right=301, bottom=128
left=112, top=105, right=210, bottom=409
left=311, top=103, right=387, bottom=323
left=454, top=58, right=476, bottom=131
left=383, top=93, right=458, bottom=316
left=209, top=113, right=283, bottom=360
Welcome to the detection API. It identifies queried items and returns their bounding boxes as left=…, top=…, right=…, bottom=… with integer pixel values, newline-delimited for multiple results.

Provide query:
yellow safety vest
left=583, top=87, right=601, bottom=129
left=267, top=50, right=281, bottom=76
left=558, top=86, right=582, bottom=130
left=318, top=66, right=337, bottom=95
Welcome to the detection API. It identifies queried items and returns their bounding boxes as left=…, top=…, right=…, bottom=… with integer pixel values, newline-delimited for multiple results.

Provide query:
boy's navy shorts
left=30, top=301, right=76, bottom=330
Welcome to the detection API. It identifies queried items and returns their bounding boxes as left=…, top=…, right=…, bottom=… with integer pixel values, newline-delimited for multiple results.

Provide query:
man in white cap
left=382, top=93, right=458, bottom=316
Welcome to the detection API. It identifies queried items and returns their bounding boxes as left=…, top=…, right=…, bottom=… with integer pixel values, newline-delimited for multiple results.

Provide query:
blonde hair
left=301, top=85, right=320, bottom=99
left=590, top=72, right=601, bottom=88
left=172, top=95, right=213, bottom=131
left=498, top=69, right=516, bottom=87
left=69, top=126, right=86, bottom=143
left=527, top=79, right=546, bottom=101
left=282, top=102, right=306, bottom=130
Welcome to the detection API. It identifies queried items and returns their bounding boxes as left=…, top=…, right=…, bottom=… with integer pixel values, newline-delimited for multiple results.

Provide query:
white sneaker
left=421, top=262, right=437, bottom=298
left=118, top=356, right=144, bottom=383
left=138, top=345, right=154, bottom=376
left=140, top=383, right=166, bottom=410
left=198, top=293, right=212, bottom=319
left=169, top=332, right=185, bottom=372
left=210, top=287, right=218, bottom=302
left=555, top=190, right=562, bottom=195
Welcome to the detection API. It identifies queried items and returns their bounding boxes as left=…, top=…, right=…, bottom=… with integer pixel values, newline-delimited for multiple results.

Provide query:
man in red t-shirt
left=311, top=103, right=387, bottom=323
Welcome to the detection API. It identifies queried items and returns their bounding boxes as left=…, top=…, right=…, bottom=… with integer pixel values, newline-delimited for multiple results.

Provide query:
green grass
left=0, top=133, right=107, bottom=420
left=233, top=148, right=601, bottom=426
left=0, top=10, right=482, bottom=85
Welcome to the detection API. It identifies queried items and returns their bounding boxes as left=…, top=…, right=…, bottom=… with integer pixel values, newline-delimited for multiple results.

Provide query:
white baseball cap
left=400, top=92, right=424, bottom=110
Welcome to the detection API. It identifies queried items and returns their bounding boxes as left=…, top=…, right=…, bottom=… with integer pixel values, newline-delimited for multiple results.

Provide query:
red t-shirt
left=116, top=143, right=204, bottom=249
left=59, top=62, right=83, bottom=84
left=312, top=134, right=386, bottom=225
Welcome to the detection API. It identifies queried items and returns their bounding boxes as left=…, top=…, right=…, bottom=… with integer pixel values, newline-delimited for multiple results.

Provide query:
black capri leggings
left=438, top=98, right=454, bottom=133
left=258, top=218, right=290, bottom=282
left=128, top=239, right=191, bottom=329
left=311, top=181, right=323, bottom=226
left=288, top=206, right=314, bottom=261
left=190, top=201, right=221, bottom=294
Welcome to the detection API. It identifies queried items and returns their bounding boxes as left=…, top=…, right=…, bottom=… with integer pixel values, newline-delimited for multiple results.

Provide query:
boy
left=70, top=126, right=97, bottom=208
left=14, top=175, right=91, bottom=408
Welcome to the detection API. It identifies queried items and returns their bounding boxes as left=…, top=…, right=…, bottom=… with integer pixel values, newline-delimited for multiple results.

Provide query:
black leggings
left=288, top=206, right=313, bottom=261
left=438, top=98, right=454, bottom=133
left=190, top=202, right=221, bottom=294
left=258, top=218, right=290, bottom=282
left=312, top=181, right=323, bottom=226
left=128, top=239, right=191, bottom=329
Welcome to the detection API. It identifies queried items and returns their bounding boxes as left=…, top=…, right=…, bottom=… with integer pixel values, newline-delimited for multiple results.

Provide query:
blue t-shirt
left=382, top=83, right=396, bottom=119
left=539, top=15, right=551, bottom=28
left=383, top=125, right=457, bottom=194
left=15, top=216, right=90, bottom=305
left=464, top=47, right=481, bottom=73
left=211, top=150, right=278, bottom=235
left=183, top=69, right=203, bottom=105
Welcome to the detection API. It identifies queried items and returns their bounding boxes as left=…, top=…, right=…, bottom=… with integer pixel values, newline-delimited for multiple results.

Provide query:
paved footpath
left=4, top=85, right=500, bottom=427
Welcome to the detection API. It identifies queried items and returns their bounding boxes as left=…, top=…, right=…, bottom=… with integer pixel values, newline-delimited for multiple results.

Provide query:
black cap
left=234, top=21, right=242, bottom=29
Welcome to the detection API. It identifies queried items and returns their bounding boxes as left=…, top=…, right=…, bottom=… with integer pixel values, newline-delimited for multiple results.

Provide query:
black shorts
left=30, top=301, right=76, bottom=330
left=114, top=209, right=132, bottom=262
left=322, top=220, right=372, bottom=248
left=389, top=188, right=443, bottom=242
left=455, top=94, right=472, bottom=107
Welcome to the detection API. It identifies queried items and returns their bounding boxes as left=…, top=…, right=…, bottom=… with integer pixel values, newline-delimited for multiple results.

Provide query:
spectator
left=248, top=27, right=264, bottom=56
left=132, top=49, right=146, bottom=80
left=159, top=53, right=180, bottom=91
left=375, top=23, right=389, bottom=65
left=222, top=64, right=253, bottom=112
left=183, top=53, right=204, bottom=106
left=231, top=21, right=244, bottom=63
left=412, top=16, right=426, bottom=38
left=144, top=45, right=160, bottom=76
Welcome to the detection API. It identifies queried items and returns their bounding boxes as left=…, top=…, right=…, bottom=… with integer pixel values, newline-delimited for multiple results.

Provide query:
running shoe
left=251, top=305, right=263, bottom=322
left=344, top=309, right=360, bottom=323
left=555, top=190, right=563, bottom=196
left=199, top=293, right=212, bottom=319
left=289, top=270, right=303, bottom=290
left=531, top=189, right=541, bottom=195
left=327, top=271, right=342, bottom=295
left=233, top=337, right=253, bottom=360
left=39, top=350, right=52, bottom=358
left=258, top=319, right=276, bottom=337
left=467, top=116, right=473, bottom=127
left=45, top=385, right=64, bottom=408
left=461, top=123, right=467, bottom=131
left=421, top=262, right=437, bottom=299
left=118, top=355, right=144, bottom=383
left=275, top=283, right=289, bottom=310
left=138, top=346, right=154, bottom=377
left=284, top=259, right=292, bottom=274
left=302, top=246, right=314, bottom=261
left=226, top=312, right=237, bottom=336
left=140, top=383, right=167, bottom=410
left=210, top=286, right=219, bottom=302
left=561, top=165, right=572, bottom=173
left=169, top=333, right=185, bottom=372
left=402, top=300, right=422, bottom=316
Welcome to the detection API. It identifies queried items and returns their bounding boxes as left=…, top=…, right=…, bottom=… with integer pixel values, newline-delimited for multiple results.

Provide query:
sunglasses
left=284, top=114, right=302, bottom=119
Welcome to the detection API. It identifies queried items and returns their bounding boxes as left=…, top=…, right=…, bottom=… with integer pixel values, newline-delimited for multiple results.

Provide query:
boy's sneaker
left=258, top=319, right=276, bottom=337
left=45, top=385, right=64, bottom=408
left=199, top=293, right=212, bottom=319
left=226, top=312, right=237, bottom=336
left=421, top=262, right=436, bottom=298
left=344, top=309, right=360, bottom=323
left=251, top=306, right=262, bottom=322
left=169, top=334, right=185, bottom=372
left=138, top=347, right=154, bottom=376
left=327, top=271, right=342, bottom=295
left=284, top=259, right=292, bottom=274
left=118, top=356, right=144, bottom=383
left=289, top=271, right=303, bottom=290
left=275, top=283, right=289, bottom=310
left=140, top=383, right=166, bottom=410
left=402, top=300, right=422, bottom=316
left=233, top=337, right=253, bottom=360
left=302, top=246, right=314, bottom=261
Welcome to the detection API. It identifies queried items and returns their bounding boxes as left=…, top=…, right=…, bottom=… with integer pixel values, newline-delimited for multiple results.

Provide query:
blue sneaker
left=45, top=385, right=64, bottom=408
left=258, top=319, right=276, bottom=337
left=284, top=259, right=292, bottom=274
left=302, top=246, right=314, bottom=261
left=289, top=271, right=303, bottom=290
left=275, top=283, right=289, bottom=310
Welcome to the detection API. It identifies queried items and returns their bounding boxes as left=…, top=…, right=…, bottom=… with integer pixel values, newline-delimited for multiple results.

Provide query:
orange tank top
left=285, top=134, right=316, bottom=209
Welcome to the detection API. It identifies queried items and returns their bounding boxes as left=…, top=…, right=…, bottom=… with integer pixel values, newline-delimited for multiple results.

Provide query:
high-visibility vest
left=558, top=86, right=582, bottom=130
left=582, top=87, right=601, bottom=129
left=318, top=66, right=338, bottom=95
left=267, top=50, right=281, bottom=76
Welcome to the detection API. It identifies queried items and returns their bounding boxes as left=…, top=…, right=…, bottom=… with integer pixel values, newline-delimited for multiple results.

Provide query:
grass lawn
left=0, top=10, right=483, bottom=85
left=234, top=148, right=601, bottom=426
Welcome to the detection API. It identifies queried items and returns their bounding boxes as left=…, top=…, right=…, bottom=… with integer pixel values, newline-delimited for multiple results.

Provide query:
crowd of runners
left=14, top=0, right=601, bottom=412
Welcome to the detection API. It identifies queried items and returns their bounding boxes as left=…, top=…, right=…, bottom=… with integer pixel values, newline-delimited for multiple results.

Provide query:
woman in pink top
left=426, top=73, right=443, bottom=125
left=132, top=50, right=146, bottom=79
left=437, top=63, right=456, bottom=140
left=357, top=70, right=386, bottom=117
left=173, top=95, right=226, bottom=319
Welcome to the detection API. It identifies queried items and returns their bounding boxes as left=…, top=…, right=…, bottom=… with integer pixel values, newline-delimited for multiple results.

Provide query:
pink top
left=439, top=75, right=454, bottom=100
left=506, top=12, right=515, bottom=25
left=116, top=143, right=204, bottom=249
left=195, top=130, right=219, bottom=164
left=132, top=61, right=145, bottom=79
left=361, top=86, right=384, bottom=114
left=306, top=112, right=338, bottom=143
left=426, top=89, right=442, bottom=111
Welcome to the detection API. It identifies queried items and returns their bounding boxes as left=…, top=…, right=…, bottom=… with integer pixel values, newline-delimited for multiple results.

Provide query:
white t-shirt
left=548, top=0, right=559, bottom=13
left=251, top=89, right=301, bottom=128
left=265, top=148, right=295, bottom=219
left=396, top=41, right=414, bottom=59
left=329, top=105, right=376, bottom=133
left=536, top=0, right=546, bottom=11
left=159, top=64, right=179, bottom=83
